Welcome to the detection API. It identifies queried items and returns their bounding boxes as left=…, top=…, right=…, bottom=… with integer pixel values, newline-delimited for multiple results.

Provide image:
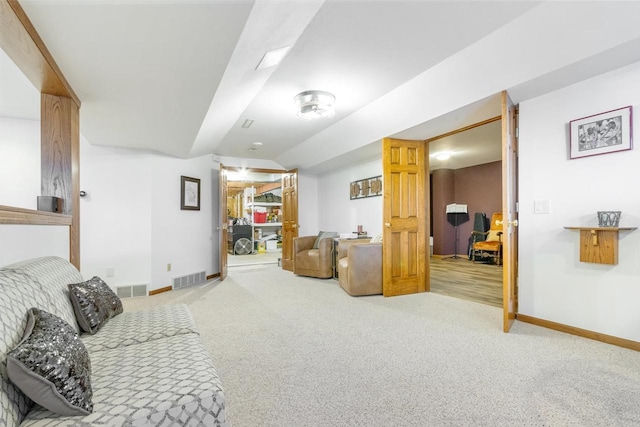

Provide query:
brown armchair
left=337, top=239, right=382, bottom=296
left=293, top=234, right=335, bottom=278
left=471, top=212, right=503, bottom=265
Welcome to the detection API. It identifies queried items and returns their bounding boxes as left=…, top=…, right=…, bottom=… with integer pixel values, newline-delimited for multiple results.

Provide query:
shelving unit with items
left=243, top=186, right=283, bottom=254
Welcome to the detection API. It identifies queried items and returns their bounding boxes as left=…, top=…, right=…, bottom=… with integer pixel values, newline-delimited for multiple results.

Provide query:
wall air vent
left=172, top=271, right=207, bottom=290
left=116, top=284, right=148, bottom=298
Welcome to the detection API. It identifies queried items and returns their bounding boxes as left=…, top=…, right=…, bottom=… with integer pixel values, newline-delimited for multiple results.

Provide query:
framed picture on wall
left=569, top=106, right=633, bottom=159
left=180, top=176, right=200, bottom=210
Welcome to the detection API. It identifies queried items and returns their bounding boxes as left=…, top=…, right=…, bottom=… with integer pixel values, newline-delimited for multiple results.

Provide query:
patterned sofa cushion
left=81, top=304, right=199, bottom=353
left=21, top=334, right=228, bottom=426
left=0, top=269, right=50, bottom=427
left=4, top=257, right=83, bottom=334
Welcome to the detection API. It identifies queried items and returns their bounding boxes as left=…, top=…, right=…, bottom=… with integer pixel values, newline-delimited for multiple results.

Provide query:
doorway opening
left=427, top=117, right=503, bottom=308
left=226, top=169, right=285, bottom=268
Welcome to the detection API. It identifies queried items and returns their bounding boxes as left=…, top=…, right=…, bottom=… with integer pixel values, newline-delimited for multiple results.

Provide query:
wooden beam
left=0, top=205, right=72, bottom=225
left=424, top=116, right=501, bottom=143
left=1, top=0, right=80, bottom=107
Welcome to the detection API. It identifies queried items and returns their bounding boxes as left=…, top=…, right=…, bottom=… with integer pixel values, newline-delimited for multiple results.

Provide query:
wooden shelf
left=564, top=226, right=637, bottom=265
left=0, top=205, right=72, bottom=226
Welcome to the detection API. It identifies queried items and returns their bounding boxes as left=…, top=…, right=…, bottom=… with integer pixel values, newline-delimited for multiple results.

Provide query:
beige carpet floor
left=123, top=265, right=640, bottom=427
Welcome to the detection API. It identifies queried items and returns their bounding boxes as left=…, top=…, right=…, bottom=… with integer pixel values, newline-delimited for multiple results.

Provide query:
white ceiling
left=5, top=1, right=640, bottom=175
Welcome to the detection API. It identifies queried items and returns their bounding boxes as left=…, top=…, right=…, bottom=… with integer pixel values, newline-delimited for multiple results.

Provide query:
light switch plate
left=534, top=200, right=550, bottom=214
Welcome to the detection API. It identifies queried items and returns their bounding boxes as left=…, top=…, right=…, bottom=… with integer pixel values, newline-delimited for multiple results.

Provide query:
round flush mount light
left=248, top=142, right=263, bottom=151
left=294, top=90, right=335, bottom=119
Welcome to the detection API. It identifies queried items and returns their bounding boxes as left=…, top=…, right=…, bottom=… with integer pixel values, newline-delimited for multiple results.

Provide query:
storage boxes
left=253, top=212, right=267, bottom=223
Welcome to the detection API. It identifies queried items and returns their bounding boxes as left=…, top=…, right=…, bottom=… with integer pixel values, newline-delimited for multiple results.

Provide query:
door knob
left=292, top=224, right=297, bottom=229
left=509, top=219, right=519, bottom=227
left=385, top=222, right=391, bottom=228
left=495, top=220, right=503, bottom=226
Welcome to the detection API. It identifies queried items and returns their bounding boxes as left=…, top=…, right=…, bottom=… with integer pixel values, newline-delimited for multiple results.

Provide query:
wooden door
left=219, top=165, right=228, bottom=281
left=281, top=169, right=298, bottom=271
left=382, top=138, right=429, bottom=296
left=501, top=91, right=519, bottom=332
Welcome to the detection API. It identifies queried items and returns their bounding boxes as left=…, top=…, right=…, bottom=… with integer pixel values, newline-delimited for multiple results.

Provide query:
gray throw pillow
left=313, top=231, right=338, bottom=249
left=68, top=276, right=123, bottom=334
left=7, top=308, right=93, bottom=416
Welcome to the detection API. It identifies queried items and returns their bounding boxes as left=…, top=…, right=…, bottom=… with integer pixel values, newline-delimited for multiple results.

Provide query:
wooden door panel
left=281, top=170, right=298, bottom=271
left=383, top=138, right=429, bottom=297
left=502, top=91, right=518, bottom=332
left=219, top=166, right=228, bottom=281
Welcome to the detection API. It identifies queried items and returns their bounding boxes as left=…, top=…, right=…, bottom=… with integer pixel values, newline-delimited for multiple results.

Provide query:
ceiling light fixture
left=256, top=46, right=292, bottom=70
left=294, top=90, right=335, bottom=119
left=248, top=142, right=263, bottom=152
left=435, top=152, right=452, bottom=161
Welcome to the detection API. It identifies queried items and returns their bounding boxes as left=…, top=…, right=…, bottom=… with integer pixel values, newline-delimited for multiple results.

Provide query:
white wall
left=0, top=225, right=68, bottom=266
left=0, top=117, right=40, bottom=210
left=518, top=61, right=640, bottom=342
left=0, top=117, right=69, bottom=267
left=297, top=172, right=319, bottom=237
left=81, top=138, right=216, bottom=291
left=150, top=153, right=215, bottom=290
left=80, top=138, right=153, bottom=286
left=317, top=158, right=382, bottom=238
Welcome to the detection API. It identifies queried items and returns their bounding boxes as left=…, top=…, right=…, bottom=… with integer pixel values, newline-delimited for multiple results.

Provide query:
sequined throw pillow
left=68, top=276, right=123, bottom=334
left=7, top=308, right=93, bottom=416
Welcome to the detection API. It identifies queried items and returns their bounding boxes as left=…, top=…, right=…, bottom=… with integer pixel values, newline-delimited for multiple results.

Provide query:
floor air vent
left=116, top=284, right=148, bottom=298
left=172, top=271, right=206, bottom=290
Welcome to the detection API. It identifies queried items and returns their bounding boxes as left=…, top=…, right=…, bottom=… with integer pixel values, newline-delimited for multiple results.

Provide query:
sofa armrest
left=337, top=238, right=372, bottom=260
left=348, top=242, right=382, bottom=267
left=293, top=236, right=317, bottom=254
left=317, top=237, right=334, bottom=261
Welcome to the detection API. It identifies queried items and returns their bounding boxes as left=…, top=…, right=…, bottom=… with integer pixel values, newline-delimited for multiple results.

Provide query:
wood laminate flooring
left=429, top=256, right=502, bottom=307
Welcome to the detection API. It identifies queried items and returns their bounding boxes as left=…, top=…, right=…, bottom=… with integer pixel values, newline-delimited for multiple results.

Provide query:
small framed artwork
left=350, top=175, right=383, bottom=200
left=180, top=176, right=200, bottom=211
left=569, top=106, right=633, bottom=159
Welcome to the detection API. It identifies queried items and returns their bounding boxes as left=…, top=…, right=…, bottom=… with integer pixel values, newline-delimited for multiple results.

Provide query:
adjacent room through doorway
left=225, top=169, right=284, bottom=268
left=427, top=118, right=504, bottom=307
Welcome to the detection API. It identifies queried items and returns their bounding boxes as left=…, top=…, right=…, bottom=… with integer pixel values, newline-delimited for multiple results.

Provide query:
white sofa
left=0, top=256, right=228, bottom=426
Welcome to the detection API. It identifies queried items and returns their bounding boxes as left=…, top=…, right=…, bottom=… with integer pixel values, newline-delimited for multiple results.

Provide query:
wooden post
left=41, top=93, right=80, bottom=269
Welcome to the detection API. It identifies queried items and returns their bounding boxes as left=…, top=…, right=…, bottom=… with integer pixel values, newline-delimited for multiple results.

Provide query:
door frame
left=218, top=166, right=293, bottom=276
left=421, top=93, right=519, bottom=332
